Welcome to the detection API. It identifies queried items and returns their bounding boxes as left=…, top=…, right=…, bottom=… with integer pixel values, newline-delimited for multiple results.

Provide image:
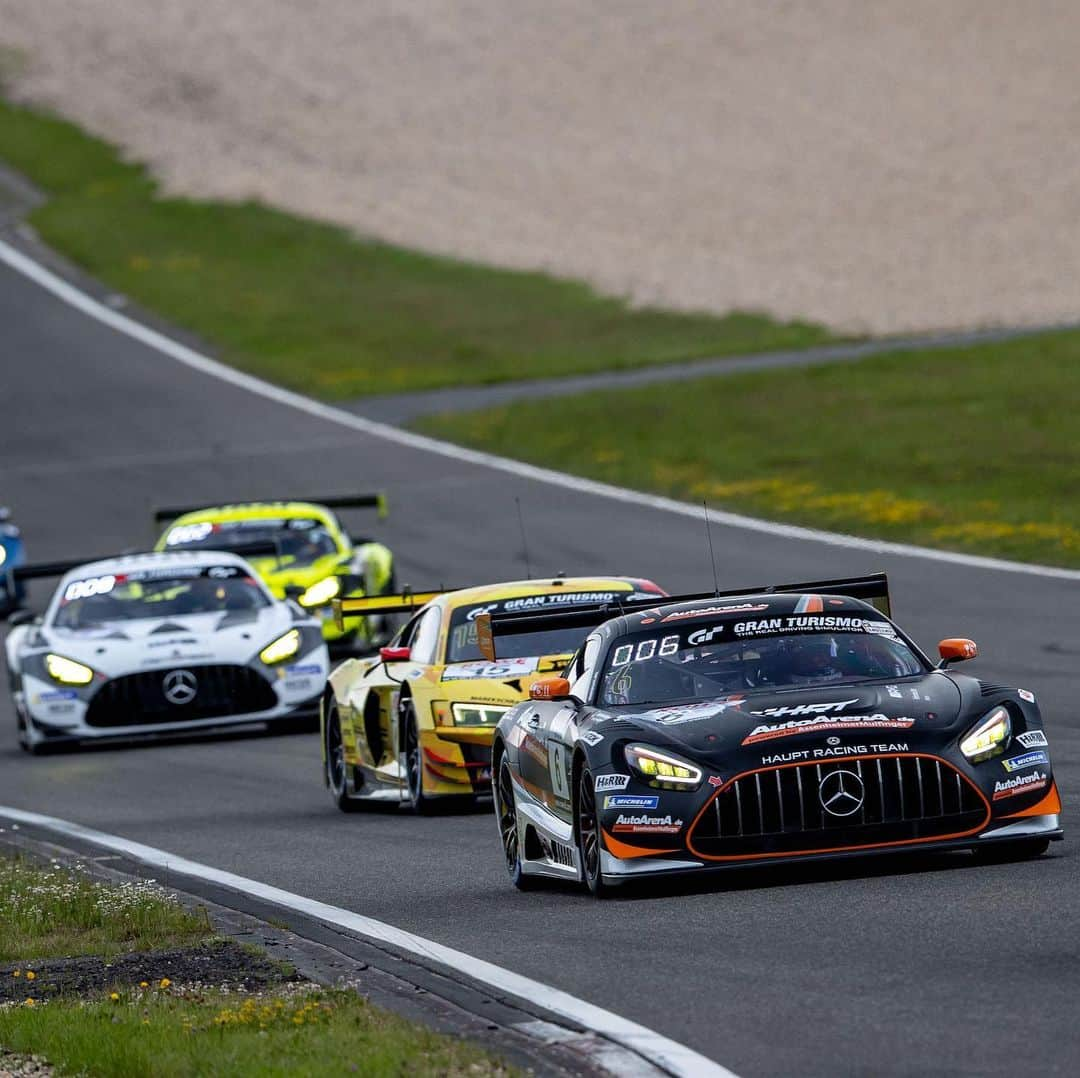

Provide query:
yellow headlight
left=450, top=702, right=509, bottom=727
left=259, top=629, right=301, bottom=665
left=959, top=706, right=1011, bottom=762
left=625, top=744, right=702, bottom=788
left=298, top=575, right=341, bottom=608
left=45, top=653, right=94, bottom=686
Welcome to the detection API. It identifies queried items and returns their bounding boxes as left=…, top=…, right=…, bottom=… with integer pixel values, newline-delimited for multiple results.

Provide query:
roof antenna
left=515, top=497, right=534, bottom=579
left=703, top=500, right=720, bottom=597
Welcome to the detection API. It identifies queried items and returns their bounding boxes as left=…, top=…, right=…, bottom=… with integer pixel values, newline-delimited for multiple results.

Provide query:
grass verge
left=0, top=97, right=833, bottom=397
left=0, top=855, right=511, bottom=1075
left=0, top=984, right=511, bottom=1077
left=0, top=856, right=207, bottom=962
left=417, top=331, right=1080, bottom=567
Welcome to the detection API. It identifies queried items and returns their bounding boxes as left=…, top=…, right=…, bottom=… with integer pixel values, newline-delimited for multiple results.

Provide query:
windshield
left=447, top=590, right=637, bottom=663
left=163, top=518, right=341, bottom=567
left=599, top=614, right=924, bottom=707
left=53, top=566, right=270, bottom=629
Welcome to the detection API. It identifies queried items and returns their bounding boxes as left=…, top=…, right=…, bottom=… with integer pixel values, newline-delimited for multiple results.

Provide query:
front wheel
left=403, top=700, right=436, bottom=816
left=495, top=755, right=536, bottom=890
left=576, top=764, right=609, bottom=897
left=325, top=701, right=361, bottom=813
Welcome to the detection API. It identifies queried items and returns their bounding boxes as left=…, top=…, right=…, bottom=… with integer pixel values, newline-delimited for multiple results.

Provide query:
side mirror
left=379, top=645, right=411, bottom=663
left=530, top=676, right=572, bottom=701
left=7, top=609, right=34, bottom=627
left=938, top=638, right=978, bottom=666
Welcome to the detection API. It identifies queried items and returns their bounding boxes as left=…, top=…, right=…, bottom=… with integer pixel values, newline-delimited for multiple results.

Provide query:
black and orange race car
left=489, top=574, right=1062, bottom=895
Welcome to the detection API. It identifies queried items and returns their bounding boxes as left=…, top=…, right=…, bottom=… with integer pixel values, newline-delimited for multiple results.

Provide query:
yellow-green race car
left=321, top=575, right=666, bottom=813
left=154, top=496, right=395, bottom=653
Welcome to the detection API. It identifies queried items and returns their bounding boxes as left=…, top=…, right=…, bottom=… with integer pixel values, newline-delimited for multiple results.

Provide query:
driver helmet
left=789, top=636, right=841, bottom=679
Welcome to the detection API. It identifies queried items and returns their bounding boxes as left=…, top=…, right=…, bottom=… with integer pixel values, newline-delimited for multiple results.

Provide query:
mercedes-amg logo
left=162, top=669, right=198, bottom=706
left=818, top=769, right=865, bottom=817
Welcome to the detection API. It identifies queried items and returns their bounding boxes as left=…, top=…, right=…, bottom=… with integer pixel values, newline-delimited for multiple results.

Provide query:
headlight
left=45, top=653, right=94, bottom=686
left=298, top=575, right=341, bottom=608
left=259, top=629, right=301, bottom=665
left=624, top=743, right=702, bottom=789
left=960, top=706, right=1011, bottom=762
left=450, top=702, right=508, bottom=727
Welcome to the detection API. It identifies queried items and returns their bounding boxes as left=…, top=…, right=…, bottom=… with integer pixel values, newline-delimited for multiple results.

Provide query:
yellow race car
left=153, top=496, right=395, bottom=652
left=321, top=575, right=666, bottom=813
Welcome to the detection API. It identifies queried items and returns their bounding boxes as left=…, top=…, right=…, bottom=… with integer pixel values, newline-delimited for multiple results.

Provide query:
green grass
left=0, top=97, right=833, bottom=397
left=418, top=331, right=1080, bottom=567
left=0, top=986, right=512, bottom=1077
left=0, top=857, right=208, bottom=962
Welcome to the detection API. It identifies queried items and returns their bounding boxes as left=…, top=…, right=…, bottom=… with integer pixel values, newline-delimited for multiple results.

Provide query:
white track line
left=2, top=236, right=1079, bottom=582
left=0, top=806, right=733, bottom=1078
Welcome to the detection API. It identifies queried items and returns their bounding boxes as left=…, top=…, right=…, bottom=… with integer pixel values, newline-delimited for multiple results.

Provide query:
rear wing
left=332, top=589, right=447, bottom=631
left=475, top=573, right=891, bottom=660
left=8, top=542, right=280, bottom=586
left=154, top=492, right=388, bottom=526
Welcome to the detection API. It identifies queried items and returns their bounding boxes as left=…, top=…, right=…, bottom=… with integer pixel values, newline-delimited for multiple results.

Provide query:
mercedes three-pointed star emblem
left=162, top=669, right=198, bottom=706
left=818, top=768, right=865, bottom=817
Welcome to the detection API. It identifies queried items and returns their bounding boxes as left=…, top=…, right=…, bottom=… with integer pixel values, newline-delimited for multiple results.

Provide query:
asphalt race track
left=2, top=250, right=1078, bottom=1077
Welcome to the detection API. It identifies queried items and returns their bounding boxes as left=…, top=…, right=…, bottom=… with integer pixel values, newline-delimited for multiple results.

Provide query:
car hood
left=602, top=674, right=963, bottom=757
left=41, top=606, right=295, bottom=676
left=438, top=654, right=571, bottom=703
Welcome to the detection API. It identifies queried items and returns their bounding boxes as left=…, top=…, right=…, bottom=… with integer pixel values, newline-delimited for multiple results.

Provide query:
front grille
left=86, top=665, right=277, bottom=728
left=689, top=755, right=987, bottom=859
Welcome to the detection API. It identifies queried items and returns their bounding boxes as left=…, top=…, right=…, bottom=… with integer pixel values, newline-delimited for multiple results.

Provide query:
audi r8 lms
left=0, top=505, right=26, bottom=616
left=322, top=576, right=665, bottom=813
left=5, top=550, right=329, bottom=753
left=489, top=574, right=1062, bottom=895
left=153, top=495, right=395, bottom=652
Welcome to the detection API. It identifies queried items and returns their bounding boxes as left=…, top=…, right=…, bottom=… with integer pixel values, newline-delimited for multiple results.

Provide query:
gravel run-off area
left=0, top=1, right=1078, bottom=335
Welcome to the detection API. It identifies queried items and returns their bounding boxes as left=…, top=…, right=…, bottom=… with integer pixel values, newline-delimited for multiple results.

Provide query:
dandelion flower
left=159, top=978, right=172, bottom=989
left=139, top=981, right=149, bottom=989
left=24, top=998, right=35, bottom=1008
left=12, top=970, right=20, bottom=979
left=25, top=971, right=36, bottom=981
left=110, top=992, right=120, bottom=1002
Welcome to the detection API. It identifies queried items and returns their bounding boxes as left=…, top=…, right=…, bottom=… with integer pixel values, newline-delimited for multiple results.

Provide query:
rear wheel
left=325, top=701, right=361, bottom=813
left=576, top=764, right=609, bottom=897
left=495, top=755, right=536, bottom=890
left=973, top=837, right=1051, bottom=863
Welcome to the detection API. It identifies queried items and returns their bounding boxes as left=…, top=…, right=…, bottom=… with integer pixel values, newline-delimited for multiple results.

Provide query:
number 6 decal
left=549, top=743, right=570, bottom=800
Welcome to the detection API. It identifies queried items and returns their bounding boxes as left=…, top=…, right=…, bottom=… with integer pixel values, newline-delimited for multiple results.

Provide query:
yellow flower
left=159, top=978, right=172, bottom=989
left=24, top=998, right=35, bottom=1007
left=12, top=970, right=20, bottom=978
left=110, top=992, right=120, bottom=1002
left=25, top=971, right=36, bottom=981
left=139, top=981, right=149, bottom=988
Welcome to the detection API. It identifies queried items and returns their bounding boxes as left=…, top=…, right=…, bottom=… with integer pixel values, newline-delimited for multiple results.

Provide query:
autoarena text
left=743, top=714, right=915, bottom=745
left=761, top=742, right=910, bottom=765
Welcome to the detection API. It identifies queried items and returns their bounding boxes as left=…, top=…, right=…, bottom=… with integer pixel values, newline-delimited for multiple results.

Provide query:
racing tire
left=403, top=700, right=437, bottom=816
left=325, top=701, right=362, bottom=813
left=576, top=764, right=609, bottom=898
left=973, top=837, right=1051, bottom=863
left=495, top=755, right=537, bottom=891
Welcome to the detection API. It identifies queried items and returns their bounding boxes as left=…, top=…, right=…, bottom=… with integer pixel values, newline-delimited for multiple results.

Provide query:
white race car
left=5, top=550, right=329, bottom=753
